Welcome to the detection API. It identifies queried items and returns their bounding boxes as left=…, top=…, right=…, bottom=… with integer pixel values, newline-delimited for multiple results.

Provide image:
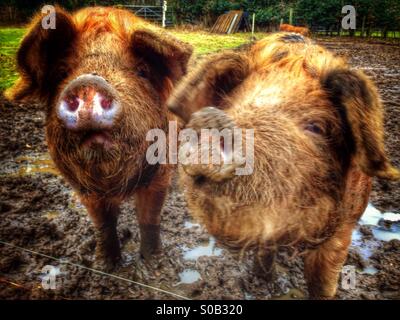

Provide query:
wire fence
left=0, top=239, right=190, bottom=300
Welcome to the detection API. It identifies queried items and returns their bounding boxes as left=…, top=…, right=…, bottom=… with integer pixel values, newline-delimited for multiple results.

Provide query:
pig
left=280, top=23, right=310, bottom=36
left=167, top=32, right=400, bottom=299
left=5, top=6, right=192, bottom=270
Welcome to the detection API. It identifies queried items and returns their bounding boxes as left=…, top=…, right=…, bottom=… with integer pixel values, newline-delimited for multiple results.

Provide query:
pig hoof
left=93, top=228, right=121, bottom=271
left=93, top=255, right=121, bottom=272
left=139, top=224, right=162, bottom=262
left=140, top=251, right=162, bottom=264
left=253, top=263, right=277, bottom=282
left=139, top=244, right=162, bottom=262
left=262, top=269, right=277, bottom=283
left=94, top=246, right=121, bottom=272
left=253, top=253, right=277, bottom=282
left=140, top=243, right=162, bottom=265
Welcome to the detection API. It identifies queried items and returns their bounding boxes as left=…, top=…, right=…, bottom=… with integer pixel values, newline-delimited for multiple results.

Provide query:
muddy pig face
left=168, top=34, right=399, bottom=245
left=7, top=7, right=192, bottom=194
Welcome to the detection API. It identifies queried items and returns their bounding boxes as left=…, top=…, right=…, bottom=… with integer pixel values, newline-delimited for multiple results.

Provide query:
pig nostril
left=66, top=96, right=80, bottom=112
left=101, top=97, right=113, bottom=110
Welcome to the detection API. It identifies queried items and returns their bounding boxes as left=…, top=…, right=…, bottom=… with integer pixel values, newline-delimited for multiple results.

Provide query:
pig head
left=167, top=32, right=399, bottom=298
left=6, top=6, right=192, bottom=270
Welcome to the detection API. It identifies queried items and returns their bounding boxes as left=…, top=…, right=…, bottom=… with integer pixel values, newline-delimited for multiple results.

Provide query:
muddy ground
left=0, top=37, right=399, bottom=300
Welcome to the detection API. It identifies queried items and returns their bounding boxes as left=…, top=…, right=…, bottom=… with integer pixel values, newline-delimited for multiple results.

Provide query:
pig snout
left=57, top=74, right=120, bottom=131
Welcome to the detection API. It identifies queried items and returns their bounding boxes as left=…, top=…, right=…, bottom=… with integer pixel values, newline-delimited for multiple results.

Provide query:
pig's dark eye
left=58, top=70, right=69, bottom=81
left=136, top=69, right=147, bottom=79
left=304, top=122, right=324, bottom=135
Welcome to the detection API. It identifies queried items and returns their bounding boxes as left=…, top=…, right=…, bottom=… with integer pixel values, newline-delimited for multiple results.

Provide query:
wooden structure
left=211, top=10, right=249, bottom=34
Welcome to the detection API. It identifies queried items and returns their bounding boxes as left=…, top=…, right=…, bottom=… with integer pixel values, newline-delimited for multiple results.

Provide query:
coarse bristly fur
left=5, top=6, right=192, bottom=269
left=279, top=23, right=310, bottom=36
left=167, top=32, right=400, bottom=299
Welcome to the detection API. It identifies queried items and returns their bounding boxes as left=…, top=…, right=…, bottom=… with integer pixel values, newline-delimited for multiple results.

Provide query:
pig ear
left=323, top=69, right=400, bottom=180
left=131, top=29, right=193, bottom=85
left=167, top=51, right=250, bottom=122
left=5, top=7, right=77, bottom=103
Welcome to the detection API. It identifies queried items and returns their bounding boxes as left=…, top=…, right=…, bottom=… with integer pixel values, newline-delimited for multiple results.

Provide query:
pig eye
left=136, top=69, right=147, bottom=79
left=59, top=70, right=69, bottom=80
left=304, top=122, right=324, bottom=135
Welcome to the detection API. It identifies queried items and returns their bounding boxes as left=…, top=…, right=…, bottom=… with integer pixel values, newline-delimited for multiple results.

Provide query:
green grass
left=0, top=27, right=25, bottom=91
left=1, top=26, right=399, bottom=92
left=0, top=28, right=269, bottom=92
left=171, top=31, right=268, bottom=55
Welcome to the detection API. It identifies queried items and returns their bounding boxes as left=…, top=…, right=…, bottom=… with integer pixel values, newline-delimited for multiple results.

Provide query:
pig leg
left=253, top=249, right=277, bottom=282
left=134, top=170, right=170, bottom=261
left=303, top=223, right=355, bottom=299
left=81, top=196, right=121, bottom=270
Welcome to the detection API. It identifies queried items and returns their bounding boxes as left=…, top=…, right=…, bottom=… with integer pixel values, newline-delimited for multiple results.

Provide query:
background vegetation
left=0, top=28, right=24, bottom=91
left=1, top=0, right=400, bottom=36
left=0, top=1, right=399, bottom=91
left=0, top=27, right=268, bottom=91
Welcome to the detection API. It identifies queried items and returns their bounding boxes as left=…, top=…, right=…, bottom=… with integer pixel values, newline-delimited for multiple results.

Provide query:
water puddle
left=360, top=266, right=378, bottom=275
left=351, top=203, right=400, bottom=274
left=15, top=155, right=59, bottom=176
left=43, top=211, right=61, bottom=220
left=272, top=288, right=305, bottom=300
left=177, top=269, right=202, bottom=284
left=68, top=191, right=86, bottom=213
left=182, top=237, right=223, bottom=261
left=373, top=227, right=400, bottom=242
left=183, top=221, right=201, bottom=229
left=359, top=203, right=400, bottom=242
left=351, top=229, right=378, bottom=261
left=361, top=66, right=388, bottom=71
left=244, top=292, right=254, bottom=300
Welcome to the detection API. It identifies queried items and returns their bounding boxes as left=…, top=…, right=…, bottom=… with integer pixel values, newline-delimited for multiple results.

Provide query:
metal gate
left=120, top=2, right=173, bottom=27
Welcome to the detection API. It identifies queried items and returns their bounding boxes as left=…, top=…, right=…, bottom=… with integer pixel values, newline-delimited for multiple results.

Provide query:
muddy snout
left=57, top=74, right=120, bottom=131
left=179, top=107, right=247, bottom=182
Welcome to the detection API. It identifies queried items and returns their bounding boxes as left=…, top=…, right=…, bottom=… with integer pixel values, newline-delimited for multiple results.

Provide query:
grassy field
left=2, top=27, right=398, bottom=92
left=0, top=27, right=268, bottom=92
left=0, top=28, right=26, bottom=91
left=171, top=30, right=266, bottom=54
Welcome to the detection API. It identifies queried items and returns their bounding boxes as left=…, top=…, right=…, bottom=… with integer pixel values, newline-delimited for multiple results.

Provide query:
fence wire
left=0, top=239, right=190, bottom=300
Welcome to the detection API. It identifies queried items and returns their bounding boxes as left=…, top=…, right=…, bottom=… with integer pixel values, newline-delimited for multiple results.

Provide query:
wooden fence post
left=252, top=13, right=255, bottom=37
left=361, top=16, right=366, bottom=37
left=162, top=0, right=167, bottom=28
